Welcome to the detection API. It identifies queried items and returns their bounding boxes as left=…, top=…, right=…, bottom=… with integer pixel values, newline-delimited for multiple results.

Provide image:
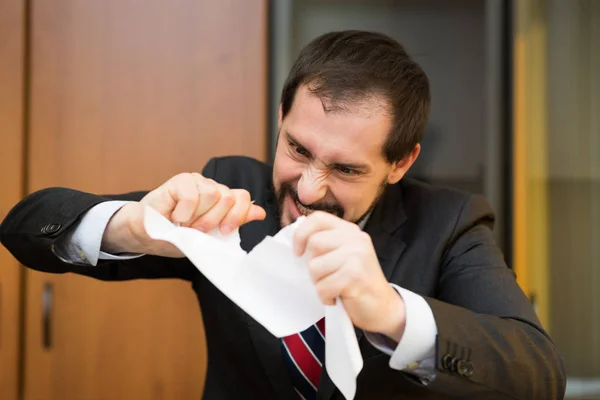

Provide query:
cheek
left=330, top=184, right=363, bottom=210
left=331, top=183, right=376, bottom=216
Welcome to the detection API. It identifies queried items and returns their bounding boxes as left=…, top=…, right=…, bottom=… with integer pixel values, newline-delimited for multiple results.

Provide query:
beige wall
left=546, top=0, right=600, bottom=378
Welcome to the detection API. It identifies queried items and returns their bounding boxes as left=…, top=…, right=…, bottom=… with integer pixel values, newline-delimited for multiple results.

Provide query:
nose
left=297, top=166, right=328, bottom=205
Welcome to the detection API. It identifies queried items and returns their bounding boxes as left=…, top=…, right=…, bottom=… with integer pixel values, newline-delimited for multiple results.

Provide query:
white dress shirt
left=54, top=201, right=438, bottom=383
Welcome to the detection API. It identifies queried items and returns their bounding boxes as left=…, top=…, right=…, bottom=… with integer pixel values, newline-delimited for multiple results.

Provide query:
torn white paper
left=143, top=206, right=363, bottom=399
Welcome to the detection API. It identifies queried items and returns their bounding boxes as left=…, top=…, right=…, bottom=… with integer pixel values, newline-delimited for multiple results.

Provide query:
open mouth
left=294, top=198, right=314, bottom=216
left=289, top=194, right=313, bottom=218
left=277, top=183, right=345, bottom=222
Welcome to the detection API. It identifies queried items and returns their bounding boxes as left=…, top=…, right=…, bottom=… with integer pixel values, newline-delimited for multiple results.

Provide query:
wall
left=546, top=0, right=600, bottom=379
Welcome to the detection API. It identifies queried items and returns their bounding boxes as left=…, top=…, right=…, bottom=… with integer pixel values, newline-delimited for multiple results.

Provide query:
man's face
left=273, top=85, right=408, bottom=227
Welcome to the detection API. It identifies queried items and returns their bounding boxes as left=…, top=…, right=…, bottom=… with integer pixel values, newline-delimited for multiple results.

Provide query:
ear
left=387, top=144, right=421, bottom=184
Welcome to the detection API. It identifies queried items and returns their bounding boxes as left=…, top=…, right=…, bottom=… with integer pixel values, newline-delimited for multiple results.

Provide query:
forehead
left=283, top=86, right=392, bottom=163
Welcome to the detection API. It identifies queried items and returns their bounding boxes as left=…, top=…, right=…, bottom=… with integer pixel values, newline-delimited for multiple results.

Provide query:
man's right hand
left=101, top=173, right=266, bottom=257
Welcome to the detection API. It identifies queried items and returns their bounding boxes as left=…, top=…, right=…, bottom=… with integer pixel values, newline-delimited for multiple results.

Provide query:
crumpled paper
left=143, top=206, right=363, bottom=399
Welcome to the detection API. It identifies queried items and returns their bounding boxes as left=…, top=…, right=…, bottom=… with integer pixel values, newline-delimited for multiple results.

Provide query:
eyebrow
left=284, top=130, right=371, bottom=172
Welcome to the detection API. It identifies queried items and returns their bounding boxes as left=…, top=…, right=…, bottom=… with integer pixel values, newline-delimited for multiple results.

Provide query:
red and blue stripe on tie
left=281, top=318, right=326, bottom=400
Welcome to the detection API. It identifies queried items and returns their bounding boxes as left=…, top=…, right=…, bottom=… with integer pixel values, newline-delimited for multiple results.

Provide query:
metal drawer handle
left=42, top=283, right=53, bottom=349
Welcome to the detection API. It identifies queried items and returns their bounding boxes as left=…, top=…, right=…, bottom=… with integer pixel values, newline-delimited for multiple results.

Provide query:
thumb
left=246, top=205, right=267, bottom=223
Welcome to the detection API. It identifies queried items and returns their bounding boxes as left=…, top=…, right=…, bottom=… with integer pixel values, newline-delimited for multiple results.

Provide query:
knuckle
left=315, top=283, right=328, bottom=299
left=307, top=211, right=319, bottom=222
left=306, top=234, right=320, bottom=252
left=358, top=230, right=372, bottom=243
left=221, top=192, right=235, bottom=206
left=307, top=259, right=320, bottom=277
left=314, top=211, right=328, bottom=221
left=234, top=189, right=251, bottom=202
left=174, top=172, right=189, bottom=179
left=205, top=187, right=220, bottom=200
left=166, top=174, right=183, bottom=188
left=178, top=172, right=195, bottom=182
left=194, top=217, right=216, bottom=232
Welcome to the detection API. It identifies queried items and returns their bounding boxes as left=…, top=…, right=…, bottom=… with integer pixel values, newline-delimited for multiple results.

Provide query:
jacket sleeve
left=420, top=194, right=566, bottom=399
left=0, top=158, right=219, bottom=282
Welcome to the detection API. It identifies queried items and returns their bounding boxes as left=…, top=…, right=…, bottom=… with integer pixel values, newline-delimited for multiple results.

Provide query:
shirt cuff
left=54, top=201, right=144, bottom=266
left=363, top=284, right=438, bottom=383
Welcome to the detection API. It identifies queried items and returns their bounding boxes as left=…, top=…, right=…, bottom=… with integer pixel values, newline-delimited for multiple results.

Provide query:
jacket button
left=41, top=223, right=61, bottom=235
left=456, top=360, right=474, bottom=377
left=441, top=354, right=454, bottom=370
left=450, top=357, right=460, bottom=373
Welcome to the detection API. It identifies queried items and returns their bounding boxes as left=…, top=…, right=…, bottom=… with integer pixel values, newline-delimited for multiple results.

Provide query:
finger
left=314, top=267, right=351, bottom=306
left=189, top=184, right=235, bottom=232
left=293, top=211, right=352, bottom=256
left=192, top=176, right=221, bottom=218
left=219, top=189, right=253, bottom=233
left=178, top=179, right=221, bottom=227
left=247, top=204, right=266, bottom=223
left=305, top=230, right=346, bottom=258
left=169, top=174, right=200, bottom=224
left=308, top=248, right=346, bottom=283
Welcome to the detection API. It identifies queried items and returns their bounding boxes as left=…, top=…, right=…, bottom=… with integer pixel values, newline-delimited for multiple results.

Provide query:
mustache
left=277, top=182, right=344, bottom=218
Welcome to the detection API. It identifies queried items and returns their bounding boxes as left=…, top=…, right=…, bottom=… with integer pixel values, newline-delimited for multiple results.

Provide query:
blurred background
left=0, top=0, right=597, bottom=399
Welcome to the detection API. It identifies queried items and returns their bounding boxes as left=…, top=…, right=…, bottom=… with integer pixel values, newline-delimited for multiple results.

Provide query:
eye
left=337, top=166, right=359, bottom=176
left=289, top=141, right=310, bottom=157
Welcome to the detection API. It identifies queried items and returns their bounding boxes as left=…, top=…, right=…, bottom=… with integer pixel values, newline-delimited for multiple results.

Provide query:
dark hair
left=280, top=30, right=430, bottom=163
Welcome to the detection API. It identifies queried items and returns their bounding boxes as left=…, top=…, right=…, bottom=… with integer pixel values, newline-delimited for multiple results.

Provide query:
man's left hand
left=293, top=211, right=406, bottom=342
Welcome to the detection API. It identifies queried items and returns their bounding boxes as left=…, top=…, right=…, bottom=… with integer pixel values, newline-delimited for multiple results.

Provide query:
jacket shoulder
left=401, top=177, right=475, bottom=208
left=202, top=156, right=273, bottom=198
left=399, top=177, right=495, bottom=232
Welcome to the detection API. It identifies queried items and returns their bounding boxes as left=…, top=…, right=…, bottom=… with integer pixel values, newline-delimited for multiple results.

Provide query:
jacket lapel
left=246, top=319, right=297, bottom=399
left=365, top=182, right=408, bottom=280
left=318, top=183, right=408, bottom=400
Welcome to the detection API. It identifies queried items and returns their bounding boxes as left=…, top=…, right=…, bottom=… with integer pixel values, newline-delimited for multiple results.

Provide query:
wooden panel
left=24, top=1, right=267, bottom=399
left=512, top=0, right=549, bottom=329
left=0, top=0, right=25, bottom=399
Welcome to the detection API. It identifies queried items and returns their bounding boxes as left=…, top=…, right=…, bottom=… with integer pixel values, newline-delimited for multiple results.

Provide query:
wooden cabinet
left=0, top=0, right=25, bottom=399
left=0, top=1, right=268, bottom=399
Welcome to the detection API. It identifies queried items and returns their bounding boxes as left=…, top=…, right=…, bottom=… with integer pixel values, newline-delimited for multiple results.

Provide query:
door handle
left=42, top=282, right=53, bottom=349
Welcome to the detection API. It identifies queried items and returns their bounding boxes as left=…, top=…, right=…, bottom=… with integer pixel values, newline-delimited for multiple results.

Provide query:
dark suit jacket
left=0, top=156, right=566, bottom=399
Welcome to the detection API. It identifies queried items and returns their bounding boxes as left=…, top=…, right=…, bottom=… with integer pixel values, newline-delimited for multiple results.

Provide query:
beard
left=275, top=180, right=387, bottom=227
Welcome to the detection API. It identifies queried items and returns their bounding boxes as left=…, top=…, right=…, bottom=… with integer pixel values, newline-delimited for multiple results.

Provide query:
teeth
left=295, top=200, right=312, bottom=216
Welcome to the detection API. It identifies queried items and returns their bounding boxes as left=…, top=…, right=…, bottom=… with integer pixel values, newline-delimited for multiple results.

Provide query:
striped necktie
left=281, top=317, right=326, bottom=400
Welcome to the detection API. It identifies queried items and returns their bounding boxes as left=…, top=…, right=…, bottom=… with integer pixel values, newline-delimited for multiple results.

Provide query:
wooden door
left=23, top=1, right=267, bottom=399
left=0, top=0, right=25, bottom=399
